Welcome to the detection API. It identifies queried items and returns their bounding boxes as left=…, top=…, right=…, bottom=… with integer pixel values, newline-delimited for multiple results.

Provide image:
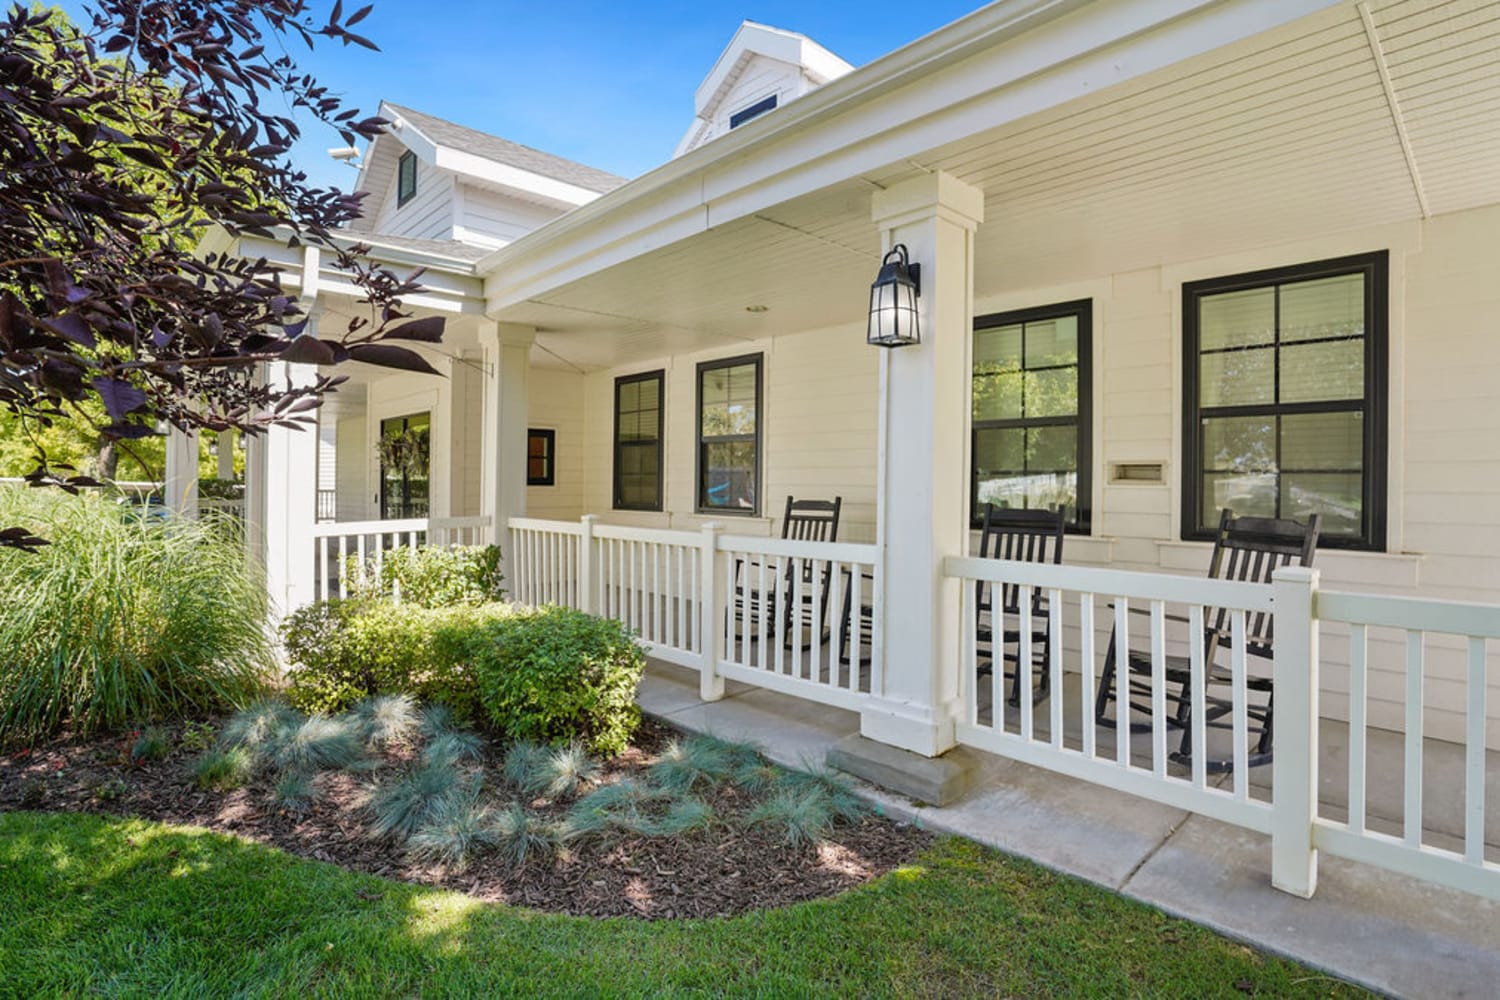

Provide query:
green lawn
left=0, top=811, right=1363, bottom=998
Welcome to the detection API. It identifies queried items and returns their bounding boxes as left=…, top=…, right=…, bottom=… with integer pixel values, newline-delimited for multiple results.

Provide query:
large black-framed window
left=397, top=150, right=417, bottom=206
left=971, top=300, right=1092, bottom=531
left=613, top=370, right=664, bottom=511
left=1182, top=251, right=1388, bottom=550
left=696, top=354, right=761, bottom=515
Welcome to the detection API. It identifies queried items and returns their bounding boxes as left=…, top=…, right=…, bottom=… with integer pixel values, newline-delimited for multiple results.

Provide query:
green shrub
left=280, top=600, right=513, bottom=718
left=0, top=488, right=272, bottom=745
left=345, top=545, right=504, bottom=608
left=469, top=606, right=646, bottom=756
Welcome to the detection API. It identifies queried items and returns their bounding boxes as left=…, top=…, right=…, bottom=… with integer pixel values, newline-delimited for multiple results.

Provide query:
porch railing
left=509, top=516, right=883, bottom=712
left=310, top=515, right=491, bottom=602
left=943, top=556, right=1500, bottom=903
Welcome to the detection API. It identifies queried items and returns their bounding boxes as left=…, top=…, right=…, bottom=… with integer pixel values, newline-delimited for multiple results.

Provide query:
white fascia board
left=433, top=147, right=601, bottom=208
left=380, top=103, right=441, bottom=164
left=233, top=232, right=485, bottom=308
left=694, top=22, right=800, bottom=112
left=481, top=0, right=1346, bottom=312
left=798, top=38, right=855, bottom=86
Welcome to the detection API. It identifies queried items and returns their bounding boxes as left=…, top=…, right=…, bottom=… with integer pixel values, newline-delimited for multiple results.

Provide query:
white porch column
left=216, top=430, right=235, bottom=481
left=163, top=426, right=199, bottom=519
left=863, top=172, right=984, bottom=757
left=478, top=322, right=535, bottom=556
left=258, top=359, right=320, bottom=617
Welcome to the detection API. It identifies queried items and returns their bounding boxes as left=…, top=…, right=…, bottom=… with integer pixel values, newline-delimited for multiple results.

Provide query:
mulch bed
left=0, top=717, right=933, bottom=920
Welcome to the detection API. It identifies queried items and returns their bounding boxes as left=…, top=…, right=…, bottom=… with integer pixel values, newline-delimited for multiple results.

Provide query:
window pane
left=1282, top=411, right=1363, bottom=470
left=1202, top=415, right=1276, bottom=472
left=528, top=436, right=547, bottom=459
left=636, top=377, right=660, bottom=412
left=701, top=441, right=756, bottom=510
left=1282, top=472, right=1362, bottom=536
left=1201, top=287, right=1274, bottom=350
left=1024, top=367, right=1077, bottom=418
left=1024, top=316, right=1077, bottom=367
left=1202, top=471, right=1277, bottom=522
left=974, top=427, right=1024, bottom=474
left=528, top=457, right=546, bottom=479
left=725, top=363, right=757, bottom=404
left=1200, top=346, right=1274, bottom=406
left=978, top=472, right=1076, bottom=514
left=617, top=381, right=639, bottom=414
left=1027, top=424, right=1076, bottom=472
left=973, top=371, right=1022, bottom=420
left=1281, top=339, right=1363, bottom=403
left=701, top=369, right=729, bottom=405
left=1282, top=274, right=1363, bottom=343
left=974, top=324, right=1023, bottom=369
left=617, top=411, right=640, bottom=441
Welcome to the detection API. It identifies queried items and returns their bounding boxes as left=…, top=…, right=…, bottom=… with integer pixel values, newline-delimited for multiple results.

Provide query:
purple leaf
left=348, top=343, right=441, bottom=376
left=384, top=316, right=445, bottom=343
left=91, top=377, right=148, bottom=419
left=41, top=314, right=96, bottom=348
left=280, top=336, right=336, bottom=365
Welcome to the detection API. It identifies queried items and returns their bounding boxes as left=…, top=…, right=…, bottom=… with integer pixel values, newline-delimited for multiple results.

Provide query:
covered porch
left=241, top=0, right=1500, bottom=910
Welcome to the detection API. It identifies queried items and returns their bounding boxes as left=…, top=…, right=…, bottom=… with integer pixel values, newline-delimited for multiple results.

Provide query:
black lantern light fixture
left=867, top=243, right=922, bottom=348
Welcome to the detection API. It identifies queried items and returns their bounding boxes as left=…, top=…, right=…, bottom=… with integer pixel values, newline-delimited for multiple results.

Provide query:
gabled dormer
left=347, top=102, right=627, bottom=250
left=675, top=21, right=853, bottom=158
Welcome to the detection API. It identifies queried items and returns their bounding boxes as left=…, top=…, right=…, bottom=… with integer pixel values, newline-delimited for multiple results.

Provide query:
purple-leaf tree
left=0, top=1, right=444, bottom=547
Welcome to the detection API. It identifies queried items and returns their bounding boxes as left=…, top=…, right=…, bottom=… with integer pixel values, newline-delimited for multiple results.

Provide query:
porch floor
left=638, top=660, right=1500, bottom=1000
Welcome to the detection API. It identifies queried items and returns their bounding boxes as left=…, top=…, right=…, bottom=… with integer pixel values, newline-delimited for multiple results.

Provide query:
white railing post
left=699, top=523, right=725, bottom=702
left=579, top=515, right=598, bottom=615
left=1271, top=565, right=1320, bottom=898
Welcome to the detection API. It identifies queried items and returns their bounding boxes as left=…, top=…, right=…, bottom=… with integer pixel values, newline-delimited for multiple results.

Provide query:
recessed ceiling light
left=745, top=305, right=769, bottom=313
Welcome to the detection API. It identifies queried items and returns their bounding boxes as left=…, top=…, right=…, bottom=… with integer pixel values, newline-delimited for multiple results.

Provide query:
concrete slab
left=827, top=734, right=973, bottom=806
left=1125, top=814, right=1500, bottom=1000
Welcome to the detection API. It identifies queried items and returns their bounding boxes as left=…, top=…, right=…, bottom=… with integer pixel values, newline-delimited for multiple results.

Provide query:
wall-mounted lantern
left=866, top=243, right=922, bottom=348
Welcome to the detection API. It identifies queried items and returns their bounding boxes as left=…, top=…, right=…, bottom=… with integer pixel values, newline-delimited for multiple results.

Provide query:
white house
left=203, top=0, right=1500, bottom=903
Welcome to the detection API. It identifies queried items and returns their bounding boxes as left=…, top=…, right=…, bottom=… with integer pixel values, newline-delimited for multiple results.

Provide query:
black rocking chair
left=1093, top=508, right=1321, bottom=772
left=974, top=504, right=1067, bottom=707
left=732, top=496, right=841, bottom=647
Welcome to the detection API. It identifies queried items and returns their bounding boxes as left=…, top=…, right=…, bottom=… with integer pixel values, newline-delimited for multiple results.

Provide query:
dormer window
left=729, top=95, right=777, bottom=129
left=397, top=150, right=417, bottom=206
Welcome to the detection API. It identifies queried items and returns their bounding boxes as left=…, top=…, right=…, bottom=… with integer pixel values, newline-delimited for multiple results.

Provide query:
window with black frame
left=971, top=301, right=1091, bottom=530
left=397, top=150, right=417, bottom=206
left=1182, top=251, right=1387, bottom=549
left=613, top=371, right=663, bottom=510
left=527, top=429, right=555, bottom=486
left=377, top=411, right=430, bottom=519
left=697, top=354, right=761, bottom=514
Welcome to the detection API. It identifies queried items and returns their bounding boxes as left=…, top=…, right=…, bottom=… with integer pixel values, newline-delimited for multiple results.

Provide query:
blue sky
left=59, top=1, right=987, bottom=191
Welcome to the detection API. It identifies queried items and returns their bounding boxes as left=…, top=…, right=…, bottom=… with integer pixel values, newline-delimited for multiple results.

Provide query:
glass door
left=377, top=411, right=431, bottom=519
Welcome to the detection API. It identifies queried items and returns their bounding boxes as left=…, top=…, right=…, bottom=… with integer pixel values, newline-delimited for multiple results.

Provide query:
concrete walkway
left=638, top=662, right=1500, bottom=1000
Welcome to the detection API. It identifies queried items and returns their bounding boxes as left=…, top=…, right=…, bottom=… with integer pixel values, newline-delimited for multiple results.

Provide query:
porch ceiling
left=498, top=0, right=1500, bottom=372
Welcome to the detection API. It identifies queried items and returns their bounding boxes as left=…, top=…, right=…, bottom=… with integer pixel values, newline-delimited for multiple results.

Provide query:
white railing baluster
left=1116, top=598, right=1130, bottom=767
left=1467, top=636, right=1487, bottom=867
left=1232, top=609, right=1248, bottom=799
left=1151, top=599, right=1167, bottom=778
left=991, top=583, right=1004, bottom=733
left=1349, top=623, right=1368, bottom=834
left=1405, top=631, right=1425, bottom=848
left=1049, top=587, right=1063, bottom=749
left=1080, top=592, right=1096, bottom=758
left=1019, top=586, right=1034, bottom=742
left=1189, top=604, right=1207, bottom=789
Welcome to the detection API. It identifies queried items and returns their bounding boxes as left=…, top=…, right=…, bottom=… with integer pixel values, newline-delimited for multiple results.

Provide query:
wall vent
left=1109, top=461, right=1165, bottom=484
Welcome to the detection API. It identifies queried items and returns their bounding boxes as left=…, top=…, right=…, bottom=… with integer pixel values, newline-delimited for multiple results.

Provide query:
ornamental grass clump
left=423, top=730, right=484, bottom=767
left=367, top=759, right=463, bottom=842
left=564, top=780, right=676, bottom=840
left=265, top=715, right=367, bottom=775
left=129, top=727, right=171, bottom=764
left=747, top=788, right=837, bottom=847
left=351, top=694, right=420, bottom=749
left=649, top=736, right=738, bottom=795
left=406, top=784, right=497, bottom=870
left=0, top=488, right=272, bottom=746
left=273, top=771, right=317, bottom=814
left=776, top=762, right=868, bottom=824
left=193, top=746, right=255, bottom=791
left=492, top=802, right=562, bottom=868
left=222, top=699, right=301, bottom=752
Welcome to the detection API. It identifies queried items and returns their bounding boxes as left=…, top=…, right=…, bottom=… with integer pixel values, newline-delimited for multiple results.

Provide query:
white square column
left=163, top=426, right=199, bottom=519
left=248, top=358, right=320, bottom=618
left=862, top=172, right=984, bottom=757
left=478, top=322, right=535, bottom=554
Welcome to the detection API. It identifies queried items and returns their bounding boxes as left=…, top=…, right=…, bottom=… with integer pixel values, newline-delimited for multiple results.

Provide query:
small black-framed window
left=1182, top=251, right=1388, bottom=550
left=971, top=300, right=1093, bottom=532
left=614, top=370, right=664, bottom=511
left=397, top=150, right=418, bottom=206
left=696, top=354, right=762, bottom=515
left=527, top=429, right=555, bottom=487
left=729, top=95, right=777, bottom=129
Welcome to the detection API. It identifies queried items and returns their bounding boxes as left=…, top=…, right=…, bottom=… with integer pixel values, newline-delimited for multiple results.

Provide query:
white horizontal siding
left=370, top=164, right=454, bottom=241
left=527, top=367, right=586, bottom=521
left=457, top=185, right=566, bottom=248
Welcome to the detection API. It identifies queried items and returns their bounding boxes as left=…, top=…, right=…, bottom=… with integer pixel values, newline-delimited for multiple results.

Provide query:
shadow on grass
left=0, top=812, right=1366, bottom=998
